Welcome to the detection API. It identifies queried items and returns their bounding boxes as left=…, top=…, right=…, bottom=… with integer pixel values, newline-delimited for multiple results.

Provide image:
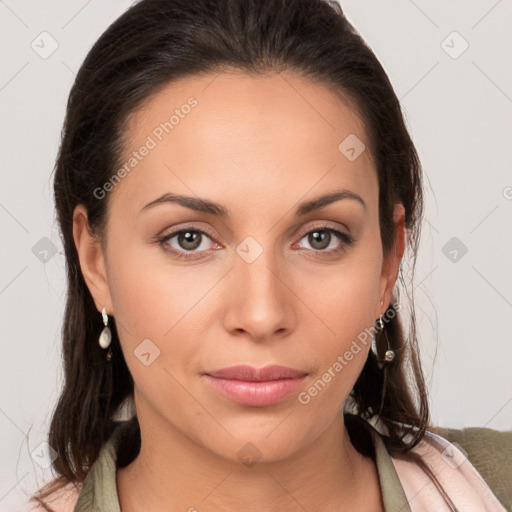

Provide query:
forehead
left=111, top=70, right=376, bottom=214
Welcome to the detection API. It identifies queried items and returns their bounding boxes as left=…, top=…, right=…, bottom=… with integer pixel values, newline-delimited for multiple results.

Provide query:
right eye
left=158, top=227, right=221, bottom=260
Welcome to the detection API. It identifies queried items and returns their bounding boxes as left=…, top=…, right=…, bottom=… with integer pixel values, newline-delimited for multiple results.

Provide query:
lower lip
left=203, top=375, right=307, bottom=406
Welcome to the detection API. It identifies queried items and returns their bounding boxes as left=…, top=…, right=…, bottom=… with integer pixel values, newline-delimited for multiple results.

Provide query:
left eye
left=296, top=227, right=353, bottom=253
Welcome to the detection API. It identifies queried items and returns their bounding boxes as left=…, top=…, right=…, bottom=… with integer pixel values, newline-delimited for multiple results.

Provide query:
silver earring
left=99, top=307, right=112, bottom=361
left=371, top=315, right=395, bottom=368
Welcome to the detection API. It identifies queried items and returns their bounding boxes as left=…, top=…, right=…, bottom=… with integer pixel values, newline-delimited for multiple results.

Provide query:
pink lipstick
left=203, top=364, right=308, bottom=406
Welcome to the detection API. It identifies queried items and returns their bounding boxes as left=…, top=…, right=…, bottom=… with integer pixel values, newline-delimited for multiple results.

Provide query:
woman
left=30, top=0, right=511, bottom=510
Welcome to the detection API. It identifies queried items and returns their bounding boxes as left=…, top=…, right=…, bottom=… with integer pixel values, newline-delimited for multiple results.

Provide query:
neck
left=116, top=409, right=383, bottom=512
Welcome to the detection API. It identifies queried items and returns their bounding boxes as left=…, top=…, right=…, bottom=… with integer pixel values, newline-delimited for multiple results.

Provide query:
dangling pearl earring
left=99, top=307, right=112, bottom=361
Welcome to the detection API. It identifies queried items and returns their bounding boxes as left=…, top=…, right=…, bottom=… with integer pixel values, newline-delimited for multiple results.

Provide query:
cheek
left=105, top=240, right=205, bottom=414
left=306, top=275, right=378, bottom=370
left=105, top=233, right=221, bottom=379
left=293, top=239, right=383, bottom=393
left=107, top=229, right=207, bottom=335
left=107, top=245, right=168, bottom=338
left=299, top=247, right=382, bottom=342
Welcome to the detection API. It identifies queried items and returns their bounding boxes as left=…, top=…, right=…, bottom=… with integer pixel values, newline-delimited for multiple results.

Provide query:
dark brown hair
left=32, top=0, right=454, bottom=509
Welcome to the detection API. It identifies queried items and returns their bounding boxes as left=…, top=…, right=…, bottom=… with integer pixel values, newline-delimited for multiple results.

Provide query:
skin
left=73, top=69, right=405, bottom=511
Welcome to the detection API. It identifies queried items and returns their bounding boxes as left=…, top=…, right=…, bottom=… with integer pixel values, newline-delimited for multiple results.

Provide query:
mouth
left=202, top=365, right=308, bottom=406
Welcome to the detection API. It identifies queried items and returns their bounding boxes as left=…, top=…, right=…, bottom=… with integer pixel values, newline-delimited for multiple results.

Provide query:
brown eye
left=158, top=227, right=219, bottom=260
left=296, top=226, right=354, bottom=255
left=307, top=230, right=332, bottom=250
left=176, top=231, right=202, bottom=251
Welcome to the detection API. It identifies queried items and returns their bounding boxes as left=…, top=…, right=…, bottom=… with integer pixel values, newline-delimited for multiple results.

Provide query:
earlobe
left=72, top=204, right=112, bottom=314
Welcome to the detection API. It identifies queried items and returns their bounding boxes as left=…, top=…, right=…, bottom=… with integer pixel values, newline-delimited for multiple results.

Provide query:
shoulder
left=29, top=420, right=133, bottom=511
left=429, top=424, right=512, bottom=474
left=28, top=482, right=82, bottom=512
left=429, top=424, right=512, bottom=510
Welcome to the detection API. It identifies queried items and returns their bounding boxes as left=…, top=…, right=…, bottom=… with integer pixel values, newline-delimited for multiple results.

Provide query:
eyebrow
left=140, top=188, right=366, bottom=217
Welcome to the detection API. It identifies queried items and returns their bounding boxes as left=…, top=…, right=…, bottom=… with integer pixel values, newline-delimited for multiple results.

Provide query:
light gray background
left=1, top=0, right=511, bottom=509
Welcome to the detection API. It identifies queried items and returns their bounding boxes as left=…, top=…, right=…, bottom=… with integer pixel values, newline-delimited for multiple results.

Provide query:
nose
left=222, top=242, right=295, bottom=342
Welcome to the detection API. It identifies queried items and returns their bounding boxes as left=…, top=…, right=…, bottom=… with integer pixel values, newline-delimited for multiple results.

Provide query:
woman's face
left=76, top=70, right=402, bottom=462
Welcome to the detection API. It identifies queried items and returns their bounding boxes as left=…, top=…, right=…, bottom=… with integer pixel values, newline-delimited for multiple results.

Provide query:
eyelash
left=157, top=224, right=355, bottom=260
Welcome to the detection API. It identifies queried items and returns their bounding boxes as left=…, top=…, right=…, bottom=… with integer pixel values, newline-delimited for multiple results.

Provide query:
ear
left=72, top=204, right=113, bottom=315
left=376, top=202, right=405, bottom=317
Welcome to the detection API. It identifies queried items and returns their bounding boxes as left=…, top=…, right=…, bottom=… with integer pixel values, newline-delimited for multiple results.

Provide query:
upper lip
left=205, top=365, right=308, bottom=381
